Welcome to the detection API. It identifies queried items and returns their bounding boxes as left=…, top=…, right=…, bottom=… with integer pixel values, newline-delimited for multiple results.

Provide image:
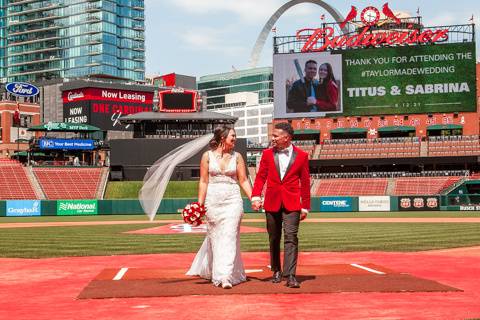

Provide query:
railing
left=311, top=170, right=469, bottom=179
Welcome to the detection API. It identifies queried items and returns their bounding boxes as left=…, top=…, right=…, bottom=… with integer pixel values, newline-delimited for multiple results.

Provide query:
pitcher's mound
left=78, top=264, right=460, bottom=299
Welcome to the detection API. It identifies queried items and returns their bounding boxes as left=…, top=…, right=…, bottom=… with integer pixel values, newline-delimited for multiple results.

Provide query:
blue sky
left=145, top=0, right=479, bottom=78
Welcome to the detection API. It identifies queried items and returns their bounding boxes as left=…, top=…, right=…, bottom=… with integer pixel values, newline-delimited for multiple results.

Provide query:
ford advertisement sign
left=6, top=82, right=40, bottom=97
left=320, top=197, right=353, bottom=212
left=6, top=200, right=41, bottom=217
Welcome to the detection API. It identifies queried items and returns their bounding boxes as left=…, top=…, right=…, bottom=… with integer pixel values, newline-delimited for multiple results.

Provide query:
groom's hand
left=252, top=200, right=262, bottom=211
left=300, top=209, right=308, bottom=221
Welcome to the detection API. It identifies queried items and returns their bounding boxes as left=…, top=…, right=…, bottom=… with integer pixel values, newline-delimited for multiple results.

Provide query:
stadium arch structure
left=249, top=0, right=347, bottom=68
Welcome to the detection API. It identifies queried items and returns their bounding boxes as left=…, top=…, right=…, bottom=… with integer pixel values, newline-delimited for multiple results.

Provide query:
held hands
left=252, top=200, right=262, bottom=211
left=306, top=96, right=317, bottom=106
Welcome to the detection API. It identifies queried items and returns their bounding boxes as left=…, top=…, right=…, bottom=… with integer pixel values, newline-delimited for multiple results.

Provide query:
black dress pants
left=265, top=208, right=300, bottom=277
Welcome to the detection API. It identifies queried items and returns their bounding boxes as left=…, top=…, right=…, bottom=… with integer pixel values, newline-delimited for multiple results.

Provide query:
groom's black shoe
left=285, top=275, right=300, bottom=288
left=272, top=271, right=282, bottom=283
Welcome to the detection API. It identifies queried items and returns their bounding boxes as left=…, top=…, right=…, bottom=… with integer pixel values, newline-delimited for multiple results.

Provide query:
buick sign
left=6, top=82, right=39, bottom=97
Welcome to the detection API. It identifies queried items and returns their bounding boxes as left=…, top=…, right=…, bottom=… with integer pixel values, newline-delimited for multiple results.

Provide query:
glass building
left=197, top=67, right=273, bottom=110
left=2, top=0, right=145, bottom=83
left=197, top=67, right=274, bottom=144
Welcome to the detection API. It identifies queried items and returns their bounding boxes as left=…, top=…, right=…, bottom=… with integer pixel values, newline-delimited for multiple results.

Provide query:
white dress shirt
left=278, top=144, right=293, bottom=180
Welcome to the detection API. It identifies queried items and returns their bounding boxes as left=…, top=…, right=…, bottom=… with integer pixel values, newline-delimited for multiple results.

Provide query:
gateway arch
left=249, top=0, right=347, bottom=68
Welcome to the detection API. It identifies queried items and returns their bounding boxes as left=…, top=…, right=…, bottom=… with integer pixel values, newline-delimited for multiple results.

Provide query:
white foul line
left=113, top=267, right=129, bottom=280
left=245, top=269, right=264, bottom=273
left=350, top=263, right=385, bottom=274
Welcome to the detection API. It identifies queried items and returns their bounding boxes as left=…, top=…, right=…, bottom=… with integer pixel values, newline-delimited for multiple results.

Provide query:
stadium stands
left=33, top=167, right=104, bottom=199
left=428, top=135, right=480, bottom=157
left=317, top=137, right=421, bottom=159
left=314, top=178, right=388, bottom=196
left=308, top=172, right=465, bottom=196
left=292, top=140, right=316, bottom=158
left=392, top=176, right=461, bottom=195
left=470, top=172, right=480, bottom=179
left=0, top=159, right=37, bottom=199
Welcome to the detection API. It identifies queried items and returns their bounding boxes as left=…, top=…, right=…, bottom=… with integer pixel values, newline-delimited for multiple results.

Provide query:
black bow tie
left=276, top=148, right=290, bottom=155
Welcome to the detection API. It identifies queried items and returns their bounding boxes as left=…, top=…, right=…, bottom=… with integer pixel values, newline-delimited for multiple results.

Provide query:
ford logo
left=6, top=82, right=40, bottom=97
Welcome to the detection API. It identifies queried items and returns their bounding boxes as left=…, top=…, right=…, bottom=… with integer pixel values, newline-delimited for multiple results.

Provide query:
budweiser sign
left=297, top=3, right=449, bottom=52
left=297, top=26, right=449, bottom=52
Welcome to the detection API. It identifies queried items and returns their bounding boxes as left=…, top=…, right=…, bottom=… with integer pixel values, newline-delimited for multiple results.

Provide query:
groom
left=252, top=122, right=311, bottom=288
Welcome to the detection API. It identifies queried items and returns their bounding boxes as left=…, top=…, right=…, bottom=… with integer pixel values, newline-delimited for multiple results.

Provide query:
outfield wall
left=1, top=195, right=465, bottom=216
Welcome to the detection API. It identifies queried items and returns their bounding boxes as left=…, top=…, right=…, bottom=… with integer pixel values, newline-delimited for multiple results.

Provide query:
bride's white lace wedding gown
left=186, top=151, right=247, bottom=287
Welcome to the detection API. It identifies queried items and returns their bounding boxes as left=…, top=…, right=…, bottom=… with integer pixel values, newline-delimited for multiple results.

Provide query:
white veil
left=139, top=133, right=214, bottom=221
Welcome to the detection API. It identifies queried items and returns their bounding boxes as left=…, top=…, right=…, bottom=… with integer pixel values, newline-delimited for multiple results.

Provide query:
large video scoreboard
left=274, top=42, right=477, bottom=119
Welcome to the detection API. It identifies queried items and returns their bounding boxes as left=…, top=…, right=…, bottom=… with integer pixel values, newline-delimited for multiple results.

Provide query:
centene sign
left=297, top=25, right=449, bottom=52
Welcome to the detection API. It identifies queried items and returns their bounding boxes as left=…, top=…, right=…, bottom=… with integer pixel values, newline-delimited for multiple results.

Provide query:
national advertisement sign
left=398, top=196, right=439, bottom=211
left=359, top=196, right=390, bottom=211
left=273, top=42, right=476, bottom=118
left=6, top=200, right=41, bottom=217
left=320, top=197, right=353, bottom=212
left=57, top=200, right=98, bottom=215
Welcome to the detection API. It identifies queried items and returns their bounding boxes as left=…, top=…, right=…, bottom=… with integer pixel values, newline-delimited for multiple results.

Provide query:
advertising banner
left=359, top=196, right=390, bottom=211
left=398, top=196, right=440, bottom=211
left=63, top=88, right=154, bottom=131
left=57, top=200, right=98, bottom=215
left=459, top=205, right=480, bottom=211
left=63, top=100, right=90, bottom=125
left=6, top=200, right=41, bottom=217
left=274, top=42, right=476, bottom=118
left=6, top=82, right=39, bottom=97
left=320, top=197, right=353, bottom=212
left=39, top=139, right=94, bottom=150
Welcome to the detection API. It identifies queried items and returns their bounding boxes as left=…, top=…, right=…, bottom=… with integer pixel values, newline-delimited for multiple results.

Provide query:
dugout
left=112, top=110, right=243, bottom=180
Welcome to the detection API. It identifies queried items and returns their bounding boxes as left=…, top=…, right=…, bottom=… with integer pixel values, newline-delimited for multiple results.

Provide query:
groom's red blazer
left=252, top=145, right=311, bottom=212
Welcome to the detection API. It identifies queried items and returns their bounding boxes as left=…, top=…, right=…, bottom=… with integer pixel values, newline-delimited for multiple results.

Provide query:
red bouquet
left=181, top=202, right=207, bottom=226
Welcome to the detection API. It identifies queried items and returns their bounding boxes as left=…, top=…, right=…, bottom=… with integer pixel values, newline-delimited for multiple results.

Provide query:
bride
left=186, top=126, right=252, bottom=289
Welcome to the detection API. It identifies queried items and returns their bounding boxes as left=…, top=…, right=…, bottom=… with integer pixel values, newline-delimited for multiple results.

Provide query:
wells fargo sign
left=297, top=3, right=449, bottom=52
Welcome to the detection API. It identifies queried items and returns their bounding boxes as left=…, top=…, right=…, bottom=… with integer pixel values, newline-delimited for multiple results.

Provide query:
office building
left=3, top=0, right=145, bottom=82
left=197, top=67, right=273, bottom=110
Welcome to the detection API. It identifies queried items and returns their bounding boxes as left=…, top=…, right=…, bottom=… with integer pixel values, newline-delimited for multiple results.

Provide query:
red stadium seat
left=33, top=168, right=103, bottom=200
left=392, top=176, right=461, bottom=195
left=0, top=161, right=37, bottom=199
left=314, top=178, right=388, bottom=196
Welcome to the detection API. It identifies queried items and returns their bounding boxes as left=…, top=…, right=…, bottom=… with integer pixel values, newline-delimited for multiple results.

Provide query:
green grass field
left=1, top=212, right=480, bottom=258
left=105, top=181, right=198, bottom=199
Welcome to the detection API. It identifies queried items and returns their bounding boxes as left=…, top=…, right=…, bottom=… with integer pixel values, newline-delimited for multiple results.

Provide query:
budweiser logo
left=67, top=91, right=85, bottom=101
left=297, top=26, right=449, bottom=52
